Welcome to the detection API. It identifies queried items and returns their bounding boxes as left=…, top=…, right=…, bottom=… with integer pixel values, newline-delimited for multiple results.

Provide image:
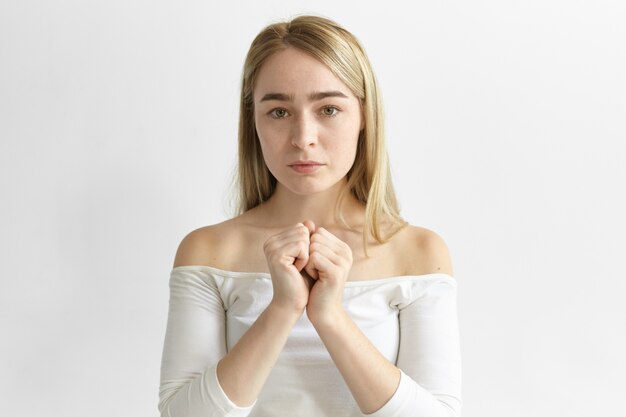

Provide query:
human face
left=253, top=47, right=364, bottom=196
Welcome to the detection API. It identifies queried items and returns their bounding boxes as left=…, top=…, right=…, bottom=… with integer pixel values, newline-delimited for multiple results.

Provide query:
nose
left=290, top=113, right=318, bottom=149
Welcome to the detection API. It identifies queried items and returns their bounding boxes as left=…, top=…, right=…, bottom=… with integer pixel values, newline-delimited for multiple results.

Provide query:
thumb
left=293, top=221, right=315, bottom=271
left=302, top=220, right=316, bottom=235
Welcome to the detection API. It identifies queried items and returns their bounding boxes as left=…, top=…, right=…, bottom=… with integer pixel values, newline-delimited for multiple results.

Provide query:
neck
left=255, top=179, right=364, bottom=229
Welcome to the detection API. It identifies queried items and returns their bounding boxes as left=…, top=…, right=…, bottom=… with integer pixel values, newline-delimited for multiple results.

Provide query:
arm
left=311, top=310, right=401, bottom=414
left=158, top=267, right=245, bottom=417
left=159, top=224, right=314, bottom=415
left=392, top=278, right=463, bottom=415
left=159, top=269, right=304, bottom=417
left=307, top=226, right=462, bottom=416
left=216, top=303, right=302, bottom=405
left=312, top=278, right=462, bottom=417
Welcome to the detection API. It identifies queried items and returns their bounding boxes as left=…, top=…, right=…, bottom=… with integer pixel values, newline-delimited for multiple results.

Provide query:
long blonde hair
left=234, top=15, right=406, bottom=253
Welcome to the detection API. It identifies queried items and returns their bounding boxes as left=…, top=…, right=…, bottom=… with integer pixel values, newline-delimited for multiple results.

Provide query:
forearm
left=216, top=302, right=302, bottom=406
left=311, top=310, right=400, bottom=414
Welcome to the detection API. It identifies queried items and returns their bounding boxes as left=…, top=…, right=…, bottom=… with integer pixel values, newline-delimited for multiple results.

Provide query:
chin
left=281, top=178, right=346, bottom=196
left=285, top=184, right=327, bottom=196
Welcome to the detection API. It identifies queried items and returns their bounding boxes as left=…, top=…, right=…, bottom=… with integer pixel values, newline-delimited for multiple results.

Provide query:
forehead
left=253, top=47, right=352, bottom=101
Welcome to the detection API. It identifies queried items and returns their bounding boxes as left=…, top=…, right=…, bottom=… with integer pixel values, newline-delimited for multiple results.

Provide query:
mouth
left=288, top=162, right=324, bottom=174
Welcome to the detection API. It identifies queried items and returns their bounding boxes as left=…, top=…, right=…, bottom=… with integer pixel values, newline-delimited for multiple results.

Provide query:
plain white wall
left=1, top=1, right=624, bottom=416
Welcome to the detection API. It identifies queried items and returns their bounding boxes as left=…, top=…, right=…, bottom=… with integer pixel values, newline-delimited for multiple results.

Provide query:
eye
left=269, top=108, right=289, bottom=119
left=321, top=106, right=340, bottom=117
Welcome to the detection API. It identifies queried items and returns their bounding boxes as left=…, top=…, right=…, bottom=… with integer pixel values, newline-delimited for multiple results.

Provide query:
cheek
left=255, top=113, right=288, bottom=143
left=257, top=135, right=276, bottom=166
left=254, top=115, right=274, bottom=155
left=332, top=124, right=360, bottom=160
left=255, top=129, right=285, bottom=173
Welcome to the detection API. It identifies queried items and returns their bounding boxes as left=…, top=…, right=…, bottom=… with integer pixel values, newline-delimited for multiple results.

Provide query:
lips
left=288, top=160, right=324, bottom=174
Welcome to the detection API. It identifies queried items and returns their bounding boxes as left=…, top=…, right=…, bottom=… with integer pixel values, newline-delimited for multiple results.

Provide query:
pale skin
left=173, top=47, right=454, bottom=414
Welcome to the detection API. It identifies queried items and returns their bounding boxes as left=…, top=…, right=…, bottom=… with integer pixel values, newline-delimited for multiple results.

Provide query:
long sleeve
left=158, top=268, right=256, bottom=417
left=365, top=277, right=463, bottom=417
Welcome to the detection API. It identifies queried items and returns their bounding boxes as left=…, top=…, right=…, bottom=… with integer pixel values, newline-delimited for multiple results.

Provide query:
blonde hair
left=234, top=15, right=406, bottom=254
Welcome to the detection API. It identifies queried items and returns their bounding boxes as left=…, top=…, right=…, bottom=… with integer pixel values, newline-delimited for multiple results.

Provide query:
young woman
left=159, top=15, right=462, bottom=417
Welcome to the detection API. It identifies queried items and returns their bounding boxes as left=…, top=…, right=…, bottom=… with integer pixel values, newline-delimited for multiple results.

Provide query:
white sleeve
left=158, top=268, right=256, bottom=417
left=364, top=278, right=463, bottom=417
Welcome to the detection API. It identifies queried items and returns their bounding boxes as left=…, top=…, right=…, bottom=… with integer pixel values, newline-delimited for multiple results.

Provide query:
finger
left=264, top=231, right=310, bottom=269
left=302, top=220, right=316, bottom=235
left=293, top=242, right=310, bottom=271
left=308, top=250, right=337, bottom=278
left=310, top=228, right=351, bottom=257
left=301, top=270, right=315, bottom=291
left=272, top=236, right=309, bottom=270
left=292, top=223, right=313, bottom=271
left=282, top=223, right=313, bottom=270
left=264, top=234, right=307, bottom=259
left=304, top=260, right=318, bottom=280
left=265, top=223, right=311, bottom=249
left=310, top=227, right=339, bottom=245
left=280, top=223, right=313, bottom=243
left=303, top=228, right=319, bottom=278
left=268, top=232, right=309, bottom=251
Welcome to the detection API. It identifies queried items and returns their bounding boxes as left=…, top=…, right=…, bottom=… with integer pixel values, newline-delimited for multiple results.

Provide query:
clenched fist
left=263, top=220, right=316, bottom=313
left=263, top=220, right=353, bottom=324
left=303, top=226, right=353, bottom=326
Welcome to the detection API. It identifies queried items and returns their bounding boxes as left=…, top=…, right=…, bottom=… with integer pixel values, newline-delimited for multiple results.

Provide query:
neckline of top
left=171, top=264, right=455, bottom=286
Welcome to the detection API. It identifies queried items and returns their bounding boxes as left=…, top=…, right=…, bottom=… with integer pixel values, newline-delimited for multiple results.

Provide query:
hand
left=263, top=221, right=316, bottom=313
left=303, top=227, right=353, bottom=327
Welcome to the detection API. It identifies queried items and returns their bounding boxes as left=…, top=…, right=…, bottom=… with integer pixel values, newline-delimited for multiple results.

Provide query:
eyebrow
left=259, top=90, right=349, bottom=102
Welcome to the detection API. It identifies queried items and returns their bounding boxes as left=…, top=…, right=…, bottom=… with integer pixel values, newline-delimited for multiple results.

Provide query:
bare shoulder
left=394, top=224, right=455, bottom=277
left=172, top=218, right=244, bottom=269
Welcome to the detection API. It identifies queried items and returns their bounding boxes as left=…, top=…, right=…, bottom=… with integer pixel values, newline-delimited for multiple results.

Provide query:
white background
left=1, top=1, right=625, bottom=416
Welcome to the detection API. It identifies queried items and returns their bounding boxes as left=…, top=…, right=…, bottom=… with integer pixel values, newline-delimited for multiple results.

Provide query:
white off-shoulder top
left=158, top=265, right=462, bottom=417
